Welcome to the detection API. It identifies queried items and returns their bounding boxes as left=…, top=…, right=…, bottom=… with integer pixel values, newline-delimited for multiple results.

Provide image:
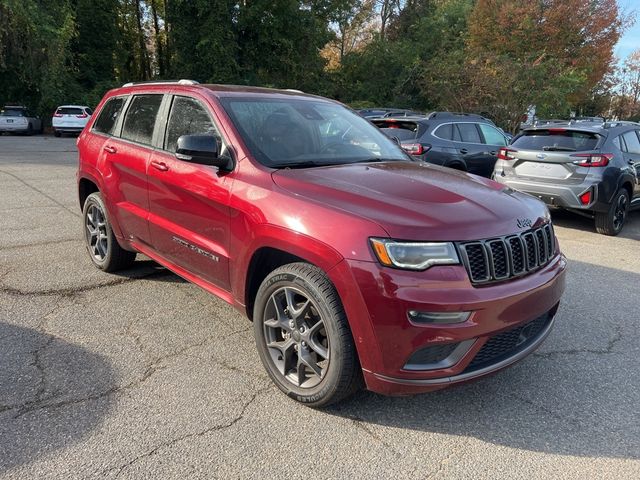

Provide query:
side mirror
left=175, top=134, right=231, bottom=170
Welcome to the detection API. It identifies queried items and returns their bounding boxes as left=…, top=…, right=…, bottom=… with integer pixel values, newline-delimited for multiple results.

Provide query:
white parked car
left=0, top=105, right=43, bottom=135
left=52, top=105, right=93, bottom=136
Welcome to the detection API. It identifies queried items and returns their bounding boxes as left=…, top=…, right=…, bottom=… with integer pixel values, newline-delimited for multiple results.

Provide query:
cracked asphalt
left=1, top=136, right=639, bottom=479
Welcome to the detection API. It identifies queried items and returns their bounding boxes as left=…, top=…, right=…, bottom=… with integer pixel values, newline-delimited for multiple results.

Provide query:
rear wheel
left=82, top=192, right=136, bottom=271
left=54, top=130, right=61, bottom=137
left=253, top=263, right=361, bottom=407
left=25, top=123, right=33, bottom=136
left=595, top=188, right=629, bottom=236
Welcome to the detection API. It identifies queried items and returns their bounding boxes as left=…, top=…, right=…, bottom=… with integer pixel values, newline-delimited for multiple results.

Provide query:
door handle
left=489, top=151, right=497, bottom=156
left=459, top=148, right=468, bottom=154
left=103, top=145, right=117, bottom=154
left=151, top=160, right=169, bottom=172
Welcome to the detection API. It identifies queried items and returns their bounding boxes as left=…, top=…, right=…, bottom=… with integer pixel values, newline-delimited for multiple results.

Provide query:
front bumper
left=332, top=252, right=567, bottom=396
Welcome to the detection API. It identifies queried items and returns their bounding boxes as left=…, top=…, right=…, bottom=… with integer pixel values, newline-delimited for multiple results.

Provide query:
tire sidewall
left=253, top=268, right=348, bottom=405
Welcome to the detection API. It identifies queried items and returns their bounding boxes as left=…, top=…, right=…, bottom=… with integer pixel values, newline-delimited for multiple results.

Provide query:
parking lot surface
left=1, top=136, right=639, bottom=479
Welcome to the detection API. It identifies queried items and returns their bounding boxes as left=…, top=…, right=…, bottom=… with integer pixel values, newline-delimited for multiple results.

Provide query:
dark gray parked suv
left=493, top=121, right=640, bottom=235
left=372, top=112, right=509, bottom=178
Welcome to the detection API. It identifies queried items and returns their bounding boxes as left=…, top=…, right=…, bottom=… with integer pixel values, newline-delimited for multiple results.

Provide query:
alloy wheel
left=85, top=203, right=108, bottom=262
left=262, top=286, right=330, bottom=388
left=613, top=194, right=628, bottom=232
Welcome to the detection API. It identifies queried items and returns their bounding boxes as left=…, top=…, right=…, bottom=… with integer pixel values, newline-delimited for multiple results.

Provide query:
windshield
left=513, top=129, right=600, bottom=151
left=1, top=108, right=26, bottom=117
left=220, top=97, right=410, bottom=168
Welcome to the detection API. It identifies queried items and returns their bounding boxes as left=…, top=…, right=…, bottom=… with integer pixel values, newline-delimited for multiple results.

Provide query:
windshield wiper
left=348, top=157, right=404, bottom=164
left=273, top=160, right=342, bottom=169
left=542, top=146, right=576, bottom=152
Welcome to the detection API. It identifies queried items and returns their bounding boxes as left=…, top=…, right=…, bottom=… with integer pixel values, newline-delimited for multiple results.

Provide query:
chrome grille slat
left=458, top=223, right=556, bottom=286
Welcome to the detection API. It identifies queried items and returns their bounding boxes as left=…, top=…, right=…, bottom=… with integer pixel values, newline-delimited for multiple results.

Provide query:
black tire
left=253, top=262, right=361, bottom=407
left=82, top=192, right=136, bottom=271
left=595, top=188, right=629, bottom=236
left=25, top=123, right=33, bottom=136
left=54, top=130, right=61, bottom=137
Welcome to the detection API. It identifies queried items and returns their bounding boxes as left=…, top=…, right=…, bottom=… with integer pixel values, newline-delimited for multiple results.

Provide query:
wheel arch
left=78, top=176, right=100, bottom=209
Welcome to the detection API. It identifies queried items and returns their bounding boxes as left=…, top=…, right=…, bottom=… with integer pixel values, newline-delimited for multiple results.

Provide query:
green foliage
left=0, top=0, right=626, bottom=129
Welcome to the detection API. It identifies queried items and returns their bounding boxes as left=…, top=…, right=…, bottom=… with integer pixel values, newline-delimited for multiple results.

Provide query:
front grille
left=458, top=223, right=555, bottom=285
left=463, top=313, right=551, bottom=373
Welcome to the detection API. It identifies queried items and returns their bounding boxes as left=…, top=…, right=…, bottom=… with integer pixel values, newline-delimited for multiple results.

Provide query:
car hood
left=271, top=161, right=549, bottom=241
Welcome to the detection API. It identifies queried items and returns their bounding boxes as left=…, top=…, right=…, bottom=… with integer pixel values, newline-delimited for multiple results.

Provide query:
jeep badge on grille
left=517, top=218, right=533, bottom=229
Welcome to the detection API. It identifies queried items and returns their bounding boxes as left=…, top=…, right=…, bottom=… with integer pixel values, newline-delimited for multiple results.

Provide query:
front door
left=147, top=94, right=233, bottom=291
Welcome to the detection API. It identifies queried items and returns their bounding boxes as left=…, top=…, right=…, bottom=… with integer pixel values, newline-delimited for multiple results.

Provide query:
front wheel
left=253, top=263, right=361, bottom=407
left=595, top=188, right=629, bottom=236
left=82, top=192, right=136, bottom=271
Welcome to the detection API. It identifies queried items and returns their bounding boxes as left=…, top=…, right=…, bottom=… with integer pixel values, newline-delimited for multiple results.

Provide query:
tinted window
left=511, top=130, right=599, bottom=152
left=121, top=95, right=163, bottom=145
left=57, top=107, right=83, bottom=115
left=380, top=128, right=418, bottom=141
left=85, top=108, right=93, bottom=115
left=479, top=123, right=507, bottom=146
left=613, top=135, right=623, bottom=151
left=456, top=123, right=482, bottom=143
left=622, top=131, right=640, bottom=155
left=93, top=97, right=126, bottom=135
left=165, top=96, right=218, bottom=153
left=1, top=108, right=25, bottom=117
left=434, top=123, right=453, bottom=140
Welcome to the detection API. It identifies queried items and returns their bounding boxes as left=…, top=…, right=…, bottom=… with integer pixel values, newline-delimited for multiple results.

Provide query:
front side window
left=455, top=123, right=482, bottom=143
left=164, top=96, right=219, bottom=153
left=479, top=123, right=507, bottom=146
left=622, top=131, right=640, bottom=155
left=220, top=98, right=409, bottom=168
left=120, top=94, right=163, bottom=145
left=93, top=97, right=126, bottom=135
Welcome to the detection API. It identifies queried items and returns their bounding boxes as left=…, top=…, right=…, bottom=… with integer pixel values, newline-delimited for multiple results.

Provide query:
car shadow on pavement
left=550, top=208, right=640, bottom=240
left=109, top=259, right=186, bottom=284
left=326, top=259, right=640, bottom=460
left=0, top=322, right=115, bottom=473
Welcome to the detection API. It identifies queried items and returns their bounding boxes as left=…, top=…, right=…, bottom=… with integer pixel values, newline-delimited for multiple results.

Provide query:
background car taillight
left=76, top=113, right=88, bottom=118
left=497, top=148, right=517, bottom=160
left=401, top=143, right=430, bottom=156
left=53, top=112, right=63, bottom=117
left=571, top=153, right=612, bottom=167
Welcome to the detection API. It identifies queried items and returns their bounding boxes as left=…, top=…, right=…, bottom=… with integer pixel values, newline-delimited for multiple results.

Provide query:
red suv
left=77, top=81, right=567, bottom=406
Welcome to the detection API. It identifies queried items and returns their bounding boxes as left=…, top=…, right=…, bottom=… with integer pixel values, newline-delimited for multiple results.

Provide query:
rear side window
left=456, top=123, right=482, bottom=143
left=479, top=123, right=507, bottom=146
left=85, top=108, right=93, bottom=115
left=121, top=94, right=163, bottom=145
left=57, top=107, right=84, bottom=115
left=433, top=123, right=454, bottom=140
left=511, top=130, right=599, bottom=152
left=621, top=131, right=640, bottom=154
left=93, top=97, right=126, bottom=135
left=164, top=96, right=219, bottom=153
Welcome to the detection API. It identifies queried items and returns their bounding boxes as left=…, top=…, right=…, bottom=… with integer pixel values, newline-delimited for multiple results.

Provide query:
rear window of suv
left=1, top=108, right=25, bottom=117
left=512, top=129, right=600, bottom=152
left=56, top=107, right=84, bottom=115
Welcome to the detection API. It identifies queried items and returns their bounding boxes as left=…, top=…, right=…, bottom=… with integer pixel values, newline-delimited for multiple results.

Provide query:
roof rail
left=427, top=111, right=488, bottom=120
left=121, top=79, right=199, bottom=87
left=602, top=120, right=640, bottom=128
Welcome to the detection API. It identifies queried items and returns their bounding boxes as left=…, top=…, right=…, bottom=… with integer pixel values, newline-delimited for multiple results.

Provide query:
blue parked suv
left=372, top=112, right=510, bottom=178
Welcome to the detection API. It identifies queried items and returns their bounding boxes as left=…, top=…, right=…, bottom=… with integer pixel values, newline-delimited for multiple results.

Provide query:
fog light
left=408, top=310, right=471, bottom=324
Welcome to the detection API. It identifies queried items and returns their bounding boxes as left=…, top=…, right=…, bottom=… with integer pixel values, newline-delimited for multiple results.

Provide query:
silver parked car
left=0, top=106, right=43, bottom=135
left=493, top=121, right=640, bottom=235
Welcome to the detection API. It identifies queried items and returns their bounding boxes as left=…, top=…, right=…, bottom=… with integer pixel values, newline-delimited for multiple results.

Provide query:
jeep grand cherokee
left=77, top=80, right=566, bottom=406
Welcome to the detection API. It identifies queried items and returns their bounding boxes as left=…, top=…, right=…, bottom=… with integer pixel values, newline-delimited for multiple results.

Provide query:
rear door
left=619, top=130, right=640, bottom=198
left=100, top=93, right=165, bottom=245
left=146, top=93, right=233, bottom=291
left=452, top=122, right=494, bottom=176
left=501, top=128, right=601, bottom=184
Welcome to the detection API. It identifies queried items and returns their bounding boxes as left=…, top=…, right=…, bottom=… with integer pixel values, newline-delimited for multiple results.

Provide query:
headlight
left=369, top=238, right=460, bottom=271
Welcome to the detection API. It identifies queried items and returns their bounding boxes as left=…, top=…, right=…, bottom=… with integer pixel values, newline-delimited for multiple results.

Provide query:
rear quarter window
left=92, top=97, right=126, bottom=136
left=512, top=130, right=599, bottom=151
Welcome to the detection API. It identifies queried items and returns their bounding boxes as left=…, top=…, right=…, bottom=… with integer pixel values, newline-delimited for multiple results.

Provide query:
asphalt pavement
left=1, top=135, right=639, bottom=479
